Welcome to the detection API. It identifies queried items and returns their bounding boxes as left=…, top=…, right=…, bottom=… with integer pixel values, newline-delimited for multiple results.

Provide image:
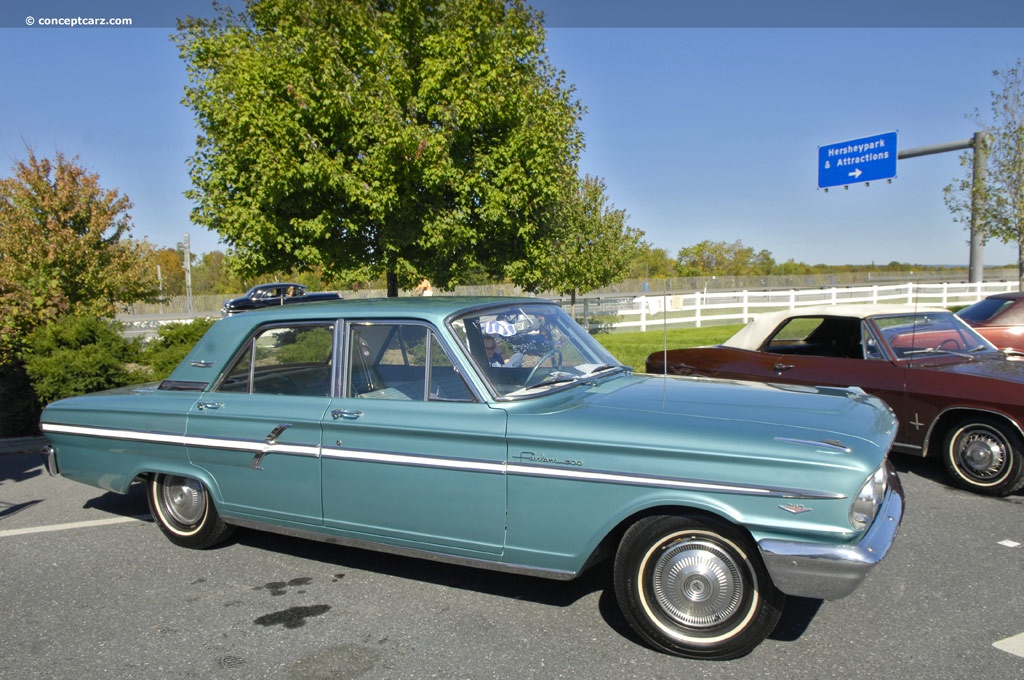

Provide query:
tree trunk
left=387, top=271, right=399, bottom=298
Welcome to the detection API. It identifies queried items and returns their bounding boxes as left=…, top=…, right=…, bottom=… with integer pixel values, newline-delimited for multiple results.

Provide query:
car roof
left=722, top=303, right=951, bottom=350
left=982, top=291, right=1024, bottom=300
left=167, top=296, right=545, bottom=385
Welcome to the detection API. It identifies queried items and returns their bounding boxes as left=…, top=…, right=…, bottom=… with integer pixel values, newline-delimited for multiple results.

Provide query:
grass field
left=593, top=323, right=744, bottom=372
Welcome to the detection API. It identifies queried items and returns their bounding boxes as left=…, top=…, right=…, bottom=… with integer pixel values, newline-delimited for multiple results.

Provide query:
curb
left=0, top=437, right=47, bottom=455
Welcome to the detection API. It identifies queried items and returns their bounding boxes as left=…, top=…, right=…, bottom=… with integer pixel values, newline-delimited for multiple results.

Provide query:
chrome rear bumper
left=41, top=444, right=59, bottom=476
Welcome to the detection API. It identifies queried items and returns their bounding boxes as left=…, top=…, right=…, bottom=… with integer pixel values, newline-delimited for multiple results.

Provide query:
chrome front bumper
left=758, top=461, right=904, bottom=601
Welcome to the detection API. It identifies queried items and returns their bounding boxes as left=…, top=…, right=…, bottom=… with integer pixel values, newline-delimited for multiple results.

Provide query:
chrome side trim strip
left=322, top=447, right=843, bottom=499
left=321, top=446, right=505, bottom=473
left=41, top=423, right=320, bottom=458
left=773, top=437, right=852, bottom=454
left=506, top=462, right=844, bottom=498
left=44, top=422, right=844, bottom=500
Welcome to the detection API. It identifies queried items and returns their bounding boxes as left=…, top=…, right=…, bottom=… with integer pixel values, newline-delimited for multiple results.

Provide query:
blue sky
left=2, top=1, right=1023, bottom=268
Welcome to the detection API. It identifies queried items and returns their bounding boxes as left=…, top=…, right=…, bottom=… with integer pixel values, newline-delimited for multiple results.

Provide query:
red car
left=956, top=291, right=1024, bottom=351
left=646, top=304, right=1024, bottom=496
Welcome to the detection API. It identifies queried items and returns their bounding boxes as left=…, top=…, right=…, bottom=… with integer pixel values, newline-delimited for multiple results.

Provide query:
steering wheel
left=524, top=349, right=563, bottom=386
left=936, top=339, right=960, bottom=351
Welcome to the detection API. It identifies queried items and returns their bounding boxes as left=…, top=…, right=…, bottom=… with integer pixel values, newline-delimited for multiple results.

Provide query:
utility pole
left=182, top=233, right=195, bottom=317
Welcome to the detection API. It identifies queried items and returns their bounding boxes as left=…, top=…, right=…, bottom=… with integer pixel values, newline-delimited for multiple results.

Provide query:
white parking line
left=997, top=539, right=1021, bottom=548
left=0, top=515, right=151, bottom=538
left=993, top=632, right=1024, bottom=658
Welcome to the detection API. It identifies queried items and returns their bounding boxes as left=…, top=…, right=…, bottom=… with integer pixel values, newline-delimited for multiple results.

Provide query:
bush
left=21, top=315, right=145, bottom=406
left=142, top=318, right=217, bottom=380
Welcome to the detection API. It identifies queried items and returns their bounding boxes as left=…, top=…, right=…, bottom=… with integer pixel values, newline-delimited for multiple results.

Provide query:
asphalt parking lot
left=1, top=445, right=1022, bottom=679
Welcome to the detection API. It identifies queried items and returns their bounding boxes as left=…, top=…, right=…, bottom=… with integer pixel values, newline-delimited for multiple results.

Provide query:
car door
left=185, top=322, right=335, bottom=525
left=321, top=320, right=508, bottom=557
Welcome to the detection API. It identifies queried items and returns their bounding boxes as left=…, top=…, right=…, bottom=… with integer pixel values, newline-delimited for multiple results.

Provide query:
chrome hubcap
left=958, top=429, right=1008, bottom=480
left=162, top=476, right=206, bottom=525
left=651, top=539, right=743, bottom=628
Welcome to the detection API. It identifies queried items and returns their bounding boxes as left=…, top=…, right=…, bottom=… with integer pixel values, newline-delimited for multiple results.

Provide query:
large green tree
left=0, top=150, right=155, bottom=362
left=175, top=0, right=583, bottom=296
left=945, top=59, right=1024, bottom=286
left=510, top=174, right=641, bottom=300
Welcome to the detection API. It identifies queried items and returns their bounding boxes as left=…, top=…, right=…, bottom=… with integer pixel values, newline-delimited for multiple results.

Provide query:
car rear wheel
left=613, top=514, right=784, bottom=660
left=942, top=417, right=1024, bottom=496
left=148, top=474, right=235, bottom=549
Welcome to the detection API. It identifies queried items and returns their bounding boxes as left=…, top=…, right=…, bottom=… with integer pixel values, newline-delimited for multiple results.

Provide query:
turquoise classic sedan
left=41, top=297, right=903, bottom=660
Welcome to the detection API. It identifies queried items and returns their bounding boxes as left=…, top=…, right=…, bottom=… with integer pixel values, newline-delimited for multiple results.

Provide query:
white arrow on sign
left=849, top=168, right=863, bottom=179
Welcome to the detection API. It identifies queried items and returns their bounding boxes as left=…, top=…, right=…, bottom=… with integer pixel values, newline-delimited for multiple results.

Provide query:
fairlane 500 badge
left=515, top=452, right=584, bottom=467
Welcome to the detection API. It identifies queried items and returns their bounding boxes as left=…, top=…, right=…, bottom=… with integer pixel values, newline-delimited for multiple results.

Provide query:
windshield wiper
left=904, top=347, right=976, bottom=361
left=523, top=373, right=579, bottom=391
left=582, top=363, right=625, bottom=376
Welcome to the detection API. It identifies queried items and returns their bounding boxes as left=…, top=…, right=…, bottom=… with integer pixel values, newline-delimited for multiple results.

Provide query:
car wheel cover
left=953, top=425, right=1010, bottom=483
left=160, top=475, right=207, bottom=527
left=638, top=531, right=757, bottom=643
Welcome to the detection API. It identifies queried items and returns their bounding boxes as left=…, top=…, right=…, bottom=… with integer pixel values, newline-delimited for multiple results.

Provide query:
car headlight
left=849, top=464, right=888, bottom=530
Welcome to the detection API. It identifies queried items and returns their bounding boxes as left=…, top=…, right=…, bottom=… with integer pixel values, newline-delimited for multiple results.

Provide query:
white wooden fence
left=119, top=280, right=1019, bottom=338
left=622, top=280, right=1019, bottom=332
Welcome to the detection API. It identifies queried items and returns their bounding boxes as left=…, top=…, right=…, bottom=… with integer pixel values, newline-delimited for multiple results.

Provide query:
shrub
left=142, top=318, right=217, bottom=380
left=21, top=315, right=144, bottom=406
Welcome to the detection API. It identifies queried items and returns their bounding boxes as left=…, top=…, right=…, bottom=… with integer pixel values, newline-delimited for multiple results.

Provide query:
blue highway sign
left=818, top=131, right=897, bottom=189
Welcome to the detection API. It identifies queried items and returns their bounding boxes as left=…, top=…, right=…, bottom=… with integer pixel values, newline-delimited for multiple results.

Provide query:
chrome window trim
left=341, top=318, right=483, bottom=403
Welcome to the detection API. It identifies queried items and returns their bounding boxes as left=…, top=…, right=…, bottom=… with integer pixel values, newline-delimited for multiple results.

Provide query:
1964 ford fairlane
left=41, top=297, right=903, bottom=660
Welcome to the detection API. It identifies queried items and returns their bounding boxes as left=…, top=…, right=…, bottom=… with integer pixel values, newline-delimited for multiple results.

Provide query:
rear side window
left=216, top=324, right=334, bottom=396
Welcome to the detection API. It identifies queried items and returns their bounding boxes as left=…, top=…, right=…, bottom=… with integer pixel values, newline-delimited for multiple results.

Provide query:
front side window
left=216, top=324, right=334, bottom=396
left=346, top=322, right=473, bottom=402
left=763, top=316, right=862, bottom=359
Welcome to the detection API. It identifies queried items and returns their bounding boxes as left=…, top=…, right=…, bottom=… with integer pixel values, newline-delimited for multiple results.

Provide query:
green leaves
left=944, top=59, right=1024, bottom=283
left=175, top=0, right=584, bottom=292
left=512, top=174, right=642, bottom=297
left=0, top=149, right=156, bottom=362
left=676, top=240, right=776, bottom=278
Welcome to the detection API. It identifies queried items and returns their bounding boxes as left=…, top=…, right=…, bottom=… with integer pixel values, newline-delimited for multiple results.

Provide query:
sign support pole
left=898, top=133, right=988, bottom=283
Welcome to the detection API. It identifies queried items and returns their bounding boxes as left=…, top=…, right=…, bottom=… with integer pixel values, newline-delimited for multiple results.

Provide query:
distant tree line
left=622, top=239, right=927, bottom=282
left=144, top=237, right=949, bottom=298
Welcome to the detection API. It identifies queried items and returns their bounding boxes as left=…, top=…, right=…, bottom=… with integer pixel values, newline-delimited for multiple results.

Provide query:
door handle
left=197, top=401, right=223, bottom=410
left=331, top=409, right=364, bottom=420
left=773, top=363, right=795, bottom=373
left=266, top=423, right=292, bottom=444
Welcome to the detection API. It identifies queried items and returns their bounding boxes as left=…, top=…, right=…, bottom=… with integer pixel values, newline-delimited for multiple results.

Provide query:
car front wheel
left=942, top=417, right=1024, bottom=496
left=613, top=514, right=784, bottom=660
left=148, top=474, right=235, bottom=549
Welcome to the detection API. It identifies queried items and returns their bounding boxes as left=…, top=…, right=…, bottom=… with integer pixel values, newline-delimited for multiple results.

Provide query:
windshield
left=873, top=312, right=997, bottom=359
left=957, top=297, right=1019, bottom=324
left=449, top=302, right=623, bottom=398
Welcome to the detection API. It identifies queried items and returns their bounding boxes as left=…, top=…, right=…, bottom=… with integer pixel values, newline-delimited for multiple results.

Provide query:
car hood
left=587, top=374, right=893, bottom=446
left=912, top=352, right=1024, bottom=381
left=505, top=373, right=897, bottom=490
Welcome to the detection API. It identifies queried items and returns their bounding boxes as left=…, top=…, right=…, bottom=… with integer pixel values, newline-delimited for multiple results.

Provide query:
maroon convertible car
left=646, top=304, right=1024, bottom=496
